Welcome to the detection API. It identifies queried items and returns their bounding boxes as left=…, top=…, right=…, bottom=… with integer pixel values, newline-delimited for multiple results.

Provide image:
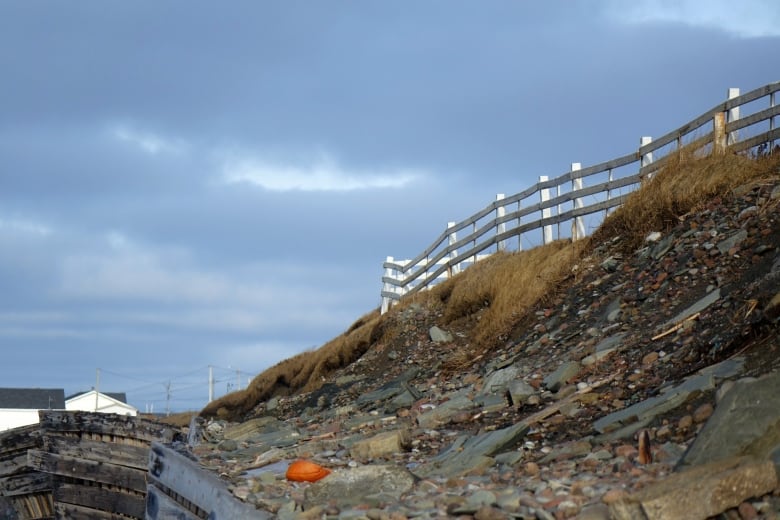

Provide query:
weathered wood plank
left=55, top=482, right=145, bottom=518
left=43, top=435, right=150, bottom=470
left=148, top=443, right=270, bottom=519
left=38, top=411, right=180, bottom=444
left=0, top=472, right=51, bottom=496
left=54, top=500, right=135, bottom=520
left=27, top=450, right=146, bottom=493
left=0, top=453, right=32, bottom=477
left=9, top=492, right=53, bottom=519
left=145, top=484, right=202, bottom=520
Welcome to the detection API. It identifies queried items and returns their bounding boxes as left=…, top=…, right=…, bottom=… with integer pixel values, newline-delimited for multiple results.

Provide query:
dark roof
left=66, top=390, right=128, bottom=404
left=0, top=388, right=66, bottom=409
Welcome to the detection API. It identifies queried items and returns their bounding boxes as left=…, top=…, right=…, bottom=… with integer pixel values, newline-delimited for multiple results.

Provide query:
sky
left=1, top=1, right=778, bottom=413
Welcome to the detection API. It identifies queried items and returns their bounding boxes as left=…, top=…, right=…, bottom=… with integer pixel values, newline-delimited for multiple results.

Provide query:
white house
left=66, top=390, right=138, bottom=416
left=0, top=388, right=65, bottom=431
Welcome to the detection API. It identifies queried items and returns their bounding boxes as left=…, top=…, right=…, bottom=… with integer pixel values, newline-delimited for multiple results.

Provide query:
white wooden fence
left=381, top=81, right=780, bottom=314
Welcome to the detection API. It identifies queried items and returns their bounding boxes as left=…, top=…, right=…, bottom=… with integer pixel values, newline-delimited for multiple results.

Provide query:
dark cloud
left=0, top=1, right=778, bottom=411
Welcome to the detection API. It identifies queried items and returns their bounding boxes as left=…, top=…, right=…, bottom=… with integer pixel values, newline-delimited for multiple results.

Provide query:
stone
left=601, top=256, right=621, bottom=272
left=218, top=439, right=238, bottom=452
left=717, top=229, right=748, bottom=254
left=543, top=361, right=581, bottom=392
left=609, top=457, right=777, bottom=520
left=416, top=391, right=474, bottom=429
left=680, top=370, right=780, bottom=468
left=658, top=289, right=720, bottom=332
left=429, top=326, right=453, bottom=343
left=692, top=403, right=713, bottom=423
left=539, top=439, right=591, bottom=463
left=303, top=465, right=415, bottom=508
left=350, top=429, right=411, bottom=460
left=480, top=365, right=521, bottom=396
left=593, top=358, right=744, bottom=437
left=223, top=416, right=285, bottom=441
left=507, top=379, right=536, bottom=406
left=416, top=421, right=529, bottom=477
left=641, top=352, right=659, bottom=366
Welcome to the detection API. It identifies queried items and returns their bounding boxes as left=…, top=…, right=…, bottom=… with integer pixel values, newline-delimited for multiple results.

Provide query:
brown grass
left=591, top=148, right=780, bottom=252
left=201, top=149, right=780, bottom=421
left=201, top=309, right=384, bottom=420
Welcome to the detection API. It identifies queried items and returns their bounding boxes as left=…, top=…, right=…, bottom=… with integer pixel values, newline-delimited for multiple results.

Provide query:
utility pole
left=95, top=368, right=100, bottom=412
left=165, top=381, right=171, bottom=417
left=208, top=365, right=214, bottom=403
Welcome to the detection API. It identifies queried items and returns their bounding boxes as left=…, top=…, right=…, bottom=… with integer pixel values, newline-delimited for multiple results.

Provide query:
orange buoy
left=285, top=459, right=331, bottom=482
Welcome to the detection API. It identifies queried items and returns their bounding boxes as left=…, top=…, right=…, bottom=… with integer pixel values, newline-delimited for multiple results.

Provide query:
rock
left=658, top=288, right=720, bottom=332
left=223, top=416, right=287, bottom=441
left=609, top=457, right=777, bottom=520
left=480, top=365, right=521, bottom=396
left=506, top=379, right=536, bottom=406
left=601, top=256, right=621, bottom=272
left=416, top=391, right=474, bottom=429
left=356, top=368, right=420, bottom=408
left=680, top=370, right=780, bottom=468
left=593, top=358, right=744, bottom=437
left=217, top=439, right=238, bottom=452
left=578, top=503, right=611, bottom=520
left=429, top=326, right=453, bottom=343
left=717, top=229, right=748, bottom=254
left=350, top=429, right=411, bottom=460
left=416, top=421, right=529, bottom=477
left=641, top=352, right=659, bottom=366
left=303, top=465, right=415, bottom=508
left=538, top=439, right=591, bottom=463
left=692, top=403, right=713, bottom=423
left=764, top=291, right=780, bottom=321
left=543, top=361, right=581, bottom=392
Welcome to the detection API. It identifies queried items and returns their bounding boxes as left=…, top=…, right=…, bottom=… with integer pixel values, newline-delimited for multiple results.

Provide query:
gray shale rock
left=303, top=465, right=415, bottom=508
left=429, top=325, right=453, bottom=343
left=610, top=456, right=777, bottom=520
left=679, top=370, right=780, bottom=469
left=543, top=361, right=581, bottom=392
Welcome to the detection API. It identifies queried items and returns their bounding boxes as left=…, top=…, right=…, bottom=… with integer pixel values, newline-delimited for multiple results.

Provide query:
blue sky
left=1, top=1, right=778, bottom=413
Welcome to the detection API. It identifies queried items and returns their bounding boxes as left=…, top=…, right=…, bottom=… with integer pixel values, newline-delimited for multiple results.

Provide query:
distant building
left=0, top=387, right=65, bottom=431
left=66, top=390, right=138, bottom=416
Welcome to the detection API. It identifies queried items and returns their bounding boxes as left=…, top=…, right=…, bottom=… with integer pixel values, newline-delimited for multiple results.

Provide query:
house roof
left=0, top=388, right=66, bottom=409
left=66, top=390, right=128, bottom=404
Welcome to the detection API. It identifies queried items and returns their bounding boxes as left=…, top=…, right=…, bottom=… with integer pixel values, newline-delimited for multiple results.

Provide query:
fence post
left=516, top=200, right=523, bottom=252
left=496, top=194, right=506, bottom=252
left=640, top=136, right=654, bottom=180
left=381, top=256, right=395, bottom=314
left=727, top=87, right=740, bottom=146
left=713, top=111, right=727, bottom=155
left=770, top=91, right=776, bottom=153
left=570, top=163, right=586, bottom=241
left=447, top=222, right=459, bottom=276
left=539, top=176, right=553, bottom=245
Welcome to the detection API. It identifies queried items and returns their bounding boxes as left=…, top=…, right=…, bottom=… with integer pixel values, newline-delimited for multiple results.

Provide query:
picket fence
left=380, top=81, right=780, bottom=314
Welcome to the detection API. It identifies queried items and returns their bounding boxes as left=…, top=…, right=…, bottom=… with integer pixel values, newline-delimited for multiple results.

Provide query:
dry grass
left=429, top=241, right=584, bottom=350
left=201, top=309, right=384, bottom=420
left=201, top=149, right=780, bottom=421
left=592, top=148, right=780, bottom=252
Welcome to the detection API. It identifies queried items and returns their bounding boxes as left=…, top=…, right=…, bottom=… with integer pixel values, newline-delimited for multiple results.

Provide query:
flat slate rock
left=679, top=370, right=780, bottom=468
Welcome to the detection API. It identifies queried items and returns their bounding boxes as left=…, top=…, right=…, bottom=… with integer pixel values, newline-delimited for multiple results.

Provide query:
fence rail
left=380, top=81, right=780, bottom=313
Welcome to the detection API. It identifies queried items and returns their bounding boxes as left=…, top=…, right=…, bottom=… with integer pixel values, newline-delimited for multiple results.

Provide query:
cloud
left=0, top=217, right=52, bottom=237
left=602, top=0, right=780, bottom=38
left=220, top=152, right=422, bottom=192
left=111, top=124, right=187, bottom=155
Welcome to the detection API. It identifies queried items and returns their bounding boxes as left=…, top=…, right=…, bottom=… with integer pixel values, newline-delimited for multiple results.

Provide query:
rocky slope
left=189, top=177, right=780, bottom=519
